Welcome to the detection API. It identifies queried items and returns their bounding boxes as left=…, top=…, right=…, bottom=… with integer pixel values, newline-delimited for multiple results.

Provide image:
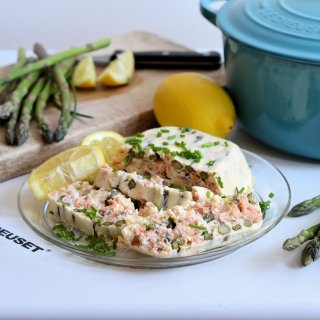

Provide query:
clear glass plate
left=17, top=150, right=291, bottom=269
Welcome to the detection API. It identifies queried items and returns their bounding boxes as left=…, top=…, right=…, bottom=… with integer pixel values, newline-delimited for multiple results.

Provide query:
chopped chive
left=167, top=135, right=176, bottom=140
left=180, top=134, right=186, bottom=138
left=191, top=130, right=196, bottom=134
left=236, top=187, right=245, bottom=195
left=189, top=223, right=207, bottom=231
left=180, top=127, right=192, bottom=133
left=156, top=132, right=162, bottom=138
left=135, top=132, right=144, bottom=138
left=162, top=141, right=169, bottom=146
left=269, top=192, right=275, bottom=198
left=174, top=141, right=186, bottom=149
left=224, top=141, right=229, bottom=147
left=206, top=191, right=211, bottom=199
left=201, top=142, right=215, bottom=148
left=161, top=129, right=170, bottom=133
left=206, top=160, right=215, bottom=166
left=217, top=176, right=224, bottom=188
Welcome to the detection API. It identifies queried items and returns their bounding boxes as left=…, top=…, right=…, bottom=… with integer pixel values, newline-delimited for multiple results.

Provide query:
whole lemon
left=153, top=72, right=236, bottom=138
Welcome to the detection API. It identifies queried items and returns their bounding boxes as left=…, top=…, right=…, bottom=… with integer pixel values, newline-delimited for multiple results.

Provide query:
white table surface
left=1, top=43, right=320, bottom=320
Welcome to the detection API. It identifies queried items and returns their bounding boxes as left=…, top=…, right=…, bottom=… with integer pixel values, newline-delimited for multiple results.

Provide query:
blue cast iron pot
left=200, top=0, right=320, bottom=159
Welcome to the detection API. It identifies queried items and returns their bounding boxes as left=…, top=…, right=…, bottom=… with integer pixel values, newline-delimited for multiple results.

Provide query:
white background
left=0, top=0, right=222, bottom=51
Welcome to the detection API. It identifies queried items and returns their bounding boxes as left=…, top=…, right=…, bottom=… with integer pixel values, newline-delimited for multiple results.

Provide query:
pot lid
left=201, top=0, right=320, bottom=62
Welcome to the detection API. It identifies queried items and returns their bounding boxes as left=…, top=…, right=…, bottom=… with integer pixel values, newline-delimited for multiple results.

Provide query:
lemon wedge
left=28, top=146, right=105, bottom=200
left=72, top=55, right=96, bottom=88
left=81, top=130, right=125, bottom=163
left=97, top=50, right=134, bottom=86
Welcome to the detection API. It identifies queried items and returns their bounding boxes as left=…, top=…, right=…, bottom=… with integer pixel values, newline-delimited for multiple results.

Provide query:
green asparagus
left=16, top=76, right=47, bottom=145
left=34, top=43, right=73, bottom=142
left=0, top=38, right=111, bottom=86
left=5, top=71, right=41, bottom=144
left=34, top=79, right=54, bottom=143
left=301, top=237, right=320, bottom=266
left=0, top=48, right=27, bottom=97
left=282, top=223, right=320, bottom=251
left=288, top=194, right=320, bottom=217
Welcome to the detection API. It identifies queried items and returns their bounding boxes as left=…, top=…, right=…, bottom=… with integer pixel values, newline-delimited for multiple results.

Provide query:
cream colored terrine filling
left=112, top=127, right=253, bottom=196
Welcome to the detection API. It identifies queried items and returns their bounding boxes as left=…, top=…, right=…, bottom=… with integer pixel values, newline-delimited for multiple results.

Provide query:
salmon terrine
left=48, top=171, right=263, bottom=257
left=112, top=127, right=253, bottom=196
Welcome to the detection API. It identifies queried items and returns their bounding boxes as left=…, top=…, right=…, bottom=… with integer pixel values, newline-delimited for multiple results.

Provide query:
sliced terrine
left=112, top=127, right=253, bottom=196
left=94, top=164, right=193, bottom=209
left=48, top=181, right=136, bottom=239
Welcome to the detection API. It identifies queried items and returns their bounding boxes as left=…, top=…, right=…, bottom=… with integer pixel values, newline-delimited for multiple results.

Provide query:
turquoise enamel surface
left=201, top=0, right=320, bottom=159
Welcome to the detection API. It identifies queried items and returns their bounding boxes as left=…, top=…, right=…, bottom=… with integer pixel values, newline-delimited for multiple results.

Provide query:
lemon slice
left=28, top=146, right=105, bottom=200
left=81, top=130, right=125, bottom=163
left=72, top=56, right=96, bottom=88
left=97, top=50, right=134, bottom=86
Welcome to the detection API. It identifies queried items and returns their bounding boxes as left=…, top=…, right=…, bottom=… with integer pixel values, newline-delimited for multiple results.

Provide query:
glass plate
left=17, top=149, right=291, bottom=269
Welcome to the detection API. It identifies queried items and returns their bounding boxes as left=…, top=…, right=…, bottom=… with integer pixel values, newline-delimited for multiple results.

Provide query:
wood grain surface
left=0, top=31, right=225, bottom=181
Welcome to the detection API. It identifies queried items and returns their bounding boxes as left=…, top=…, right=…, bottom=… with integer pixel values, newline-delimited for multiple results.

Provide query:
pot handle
left=200, top=0, right=227, bottom=25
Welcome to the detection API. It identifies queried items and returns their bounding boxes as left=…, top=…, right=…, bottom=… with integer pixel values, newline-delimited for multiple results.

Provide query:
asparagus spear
left=0, top=38, right=111, bottom=87
left=0, top=48, right=27, bottom=97
left=5, top=70, right=41, bottom=144
left=301, top=237, right=320, bottom=266
left=282, top=223, right=320, bottom=251
left=34, top=43, right=73, bottom=141
left=15, top=76, right=47, bottom=145
left=288, top=195, right=320, bottom=217
left=34, top=79, right=54, bottom=143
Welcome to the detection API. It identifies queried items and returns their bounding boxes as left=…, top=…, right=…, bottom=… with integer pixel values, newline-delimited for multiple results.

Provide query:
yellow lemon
left=72, top=55, right=96, bottom=88
left=153, top=72, right=236, bottom=138
left=80, top=130, right=125, bottom=163
left=28, top=146, right=105, bottom=200
left=97, top=50, right=134, bottom=86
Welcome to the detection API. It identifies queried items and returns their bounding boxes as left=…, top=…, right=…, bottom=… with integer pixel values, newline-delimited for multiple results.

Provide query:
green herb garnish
left=52, top=224, right=81, bottom=241
left=206, top=191, right=211, bottom=199
left=189, top=223, right=207, bottom=231
left=236, top=187, right=245, bottom=195
left=216, top=176, right=224, bottom=188
left=78, top=235, right=117, bottom=256
left=161, top=129, right=170, bottom=133
left=206, top=160, right=215, bottom=166
left=167, top=135, right=176, bottom=140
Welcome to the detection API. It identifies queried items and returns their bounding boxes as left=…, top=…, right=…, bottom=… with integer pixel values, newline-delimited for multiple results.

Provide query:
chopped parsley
left=52, top=224, right=81, bottom=242
left=178, top=149, right=202, bottom=162
left=189, top=223, right=207, bottom=231
left=78, top=235, right=117, bottom=256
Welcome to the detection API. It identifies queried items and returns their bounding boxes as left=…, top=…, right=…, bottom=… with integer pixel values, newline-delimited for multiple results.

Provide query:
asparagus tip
left=39, top=124, right=54, bottom=144
left=16, top=124, right=29, bottom=146
left=282, top=237, right=301, bottom=251
left=54, top=124, right=68, bottom=142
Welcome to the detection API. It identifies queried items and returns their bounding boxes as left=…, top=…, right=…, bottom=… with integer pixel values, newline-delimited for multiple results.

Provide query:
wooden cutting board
left=0, top=31, right=225, bottom=181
